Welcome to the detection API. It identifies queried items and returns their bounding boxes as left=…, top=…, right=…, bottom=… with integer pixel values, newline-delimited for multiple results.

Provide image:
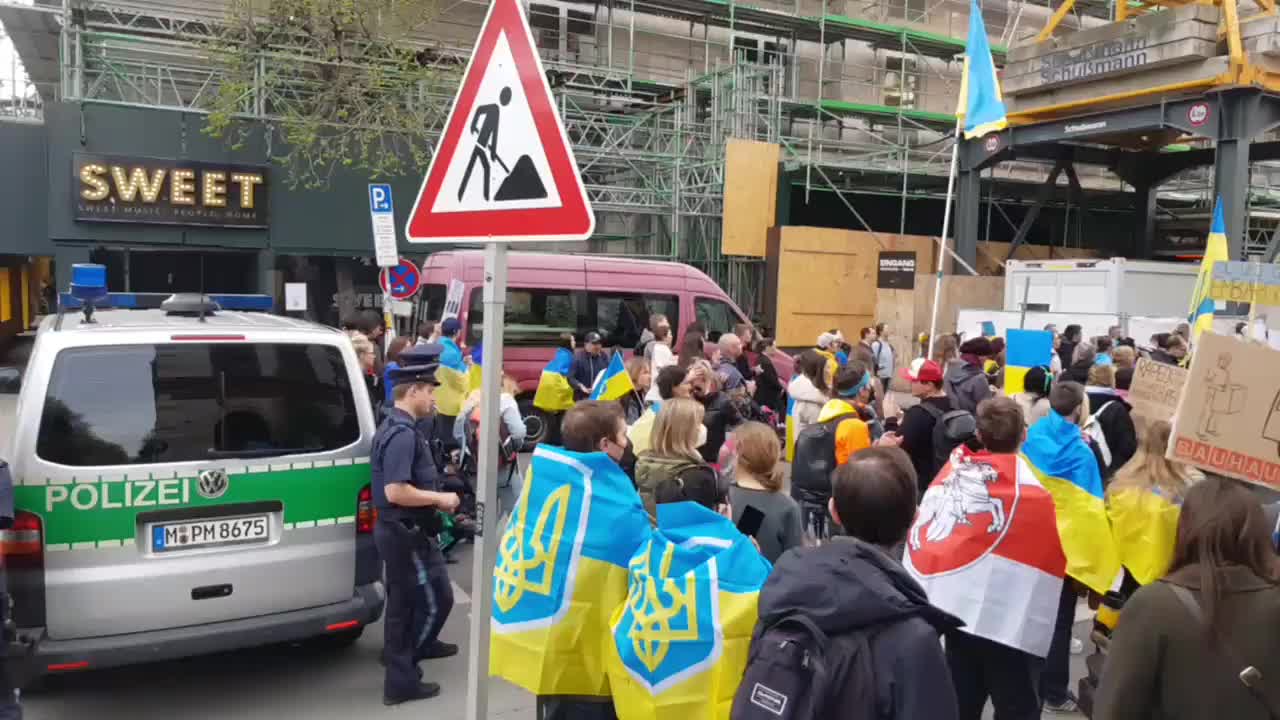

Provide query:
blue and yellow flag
left=1004, top=329, right=1054, bottom=396
left=467, top=344, right=484, bottom=394
left=491, top=445, right=652, bottom=696
left=1107, top=486, right=1182, bottom=586
left=1189, top=197, right=1230, bottom=341
left=1021, top=411, right=1122, bottom=594
left=606, top=502, right=772, bottom=720
left=533, top=347, right=576, bottom=413
left=956, top=0, right=1007, bottom=139
left=784, top=390, right=797, bottom=463
left=434, top=337, right=469, bottom=417
left=590, top=351, right=635, bottom=402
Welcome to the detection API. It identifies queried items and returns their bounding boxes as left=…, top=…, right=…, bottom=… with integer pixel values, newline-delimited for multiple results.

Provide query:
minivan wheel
left=516, top=395, right=545, bottom=450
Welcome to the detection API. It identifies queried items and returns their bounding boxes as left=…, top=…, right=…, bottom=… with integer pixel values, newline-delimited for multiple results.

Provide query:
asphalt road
left=0, top=377, right=1086, bottom=719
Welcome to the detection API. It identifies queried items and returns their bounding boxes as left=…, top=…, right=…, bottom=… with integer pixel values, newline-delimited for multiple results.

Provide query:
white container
left=1003, top=258, right=1200, bottom=317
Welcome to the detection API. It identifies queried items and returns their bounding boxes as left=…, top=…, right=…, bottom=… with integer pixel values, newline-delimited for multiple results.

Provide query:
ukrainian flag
left=1004, top=329, right=1054, bottom=396
left=533, top=347, right=576, bottom=413
left=492, top=445, right=653, bottom=696
left=468, top=344, right=484, bottom=394
left=1021, top=411, right=1122, bottom=594
left=1107, top=487, right=1182, bottom=586
left=1189, top=197, right=1230, bottom=342
left=784, top=391, right=797, bottom=463
left=957, top=0, right=1007, bottom=139
left=434, top=337, right=469, bottom=417
left=605, top=502, right=772, bottom=720
left=590, top=351, right=635, bottom=402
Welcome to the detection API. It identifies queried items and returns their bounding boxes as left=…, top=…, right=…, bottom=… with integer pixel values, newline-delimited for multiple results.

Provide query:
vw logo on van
left=197, top=469, right=230, bottom=500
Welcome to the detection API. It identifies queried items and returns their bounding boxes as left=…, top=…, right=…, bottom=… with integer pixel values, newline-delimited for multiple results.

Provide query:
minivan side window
left=467, top=288, right=587, bottom=347
left=593, top=293, right=679, bottom=350
left=36, top=344, right=360, bottom=467
left=694, top=297, right=743, bottom=342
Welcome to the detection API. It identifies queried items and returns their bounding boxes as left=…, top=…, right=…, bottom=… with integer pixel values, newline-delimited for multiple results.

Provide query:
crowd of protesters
left=372, top=305, right=1279, bottom=720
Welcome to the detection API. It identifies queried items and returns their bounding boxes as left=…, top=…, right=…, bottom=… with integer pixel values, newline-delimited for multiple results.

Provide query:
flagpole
left=927, top=122, right=963, bottom=359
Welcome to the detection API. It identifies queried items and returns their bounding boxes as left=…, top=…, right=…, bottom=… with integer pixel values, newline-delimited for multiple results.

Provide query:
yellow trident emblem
left=626, top=542, right=700, bottom=673
left=494, top=478, right=572, bottom=613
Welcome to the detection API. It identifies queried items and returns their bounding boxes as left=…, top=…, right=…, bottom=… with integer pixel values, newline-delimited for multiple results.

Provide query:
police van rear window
left=36, top=343, right=360, bottom=467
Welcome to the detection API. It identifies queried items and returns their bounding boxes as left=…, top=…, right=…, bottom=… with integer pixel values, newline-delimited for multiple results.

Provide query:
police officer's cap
left=399, top=343, right=444, bottom=366
left=389, top=363, right=441, bottom=388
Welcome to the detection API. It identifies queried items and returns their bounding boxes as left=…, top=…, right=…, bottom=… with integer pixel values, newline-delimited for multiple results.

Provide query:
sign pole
left=466, top=240, right=506, bottom=720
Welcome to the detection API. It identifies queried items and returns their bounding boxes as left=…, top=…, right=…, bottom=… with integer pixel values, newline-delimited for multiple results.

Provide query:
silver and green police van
left=2, top=286, right=383, bottom=677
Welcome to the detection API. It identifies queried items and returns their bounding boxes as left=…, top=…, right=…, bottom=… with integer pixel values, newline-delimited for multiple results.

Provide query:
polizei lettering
left=1039, top=37, right=1149, bottom=84
left=46, top=478, right=192, bottom=512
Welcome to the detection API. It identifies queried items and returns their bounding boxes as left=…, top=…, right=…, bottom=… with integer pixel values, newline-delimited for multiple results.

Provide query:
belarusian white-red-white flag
left=903, top=447, right=1067, bottom=657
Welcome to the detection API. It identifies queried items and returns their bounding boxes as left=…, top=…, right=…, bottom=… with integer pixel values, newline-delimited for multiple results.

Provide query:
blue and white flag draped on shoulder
left=957, top=0, right=1008, bottom=139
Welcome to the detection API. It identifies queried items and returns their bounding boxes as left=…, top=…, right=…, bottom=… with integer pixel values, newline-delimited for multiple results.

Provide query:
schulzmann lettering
left=1039, top=37, right=1149, bottom=84
left=46, top=478, right=193, bottom=512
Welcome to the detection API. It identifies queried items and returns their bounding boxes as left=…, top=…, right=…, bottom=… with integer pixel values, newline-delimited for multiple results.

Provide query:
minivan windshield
left=36, top=343, right=359, bottom=467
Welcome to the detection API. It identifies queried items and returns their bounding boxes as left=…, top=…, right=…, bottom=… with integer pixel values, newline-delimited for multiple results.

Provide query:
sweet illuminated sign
left=73, top=153, right=269, bottom=228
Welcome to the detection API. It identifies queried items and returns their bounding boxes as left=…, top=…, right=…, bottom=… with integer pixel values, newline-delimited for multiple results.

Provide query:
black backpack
left=917, top=402, right=976, bottom=479
left=731, top=613, right=887, bottom=720
left=790, top=412, right=855, bottom=507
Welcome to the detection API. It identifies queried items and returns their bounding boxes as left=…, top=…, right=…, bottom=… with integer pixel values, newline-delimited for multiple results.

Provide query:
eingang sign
left=74, top=153, right=269, bottom=228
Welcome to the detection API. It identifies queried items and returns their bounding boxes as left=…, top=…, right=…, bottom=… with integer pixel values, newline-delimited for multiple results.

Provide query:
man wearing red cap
left=897, top=358, right=954, bottom=496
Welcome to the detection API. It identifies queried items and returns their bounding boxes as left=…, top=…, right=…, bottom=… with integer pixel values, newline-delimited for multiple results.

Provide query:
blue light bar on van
left=60, top=293, right=275, bottom=312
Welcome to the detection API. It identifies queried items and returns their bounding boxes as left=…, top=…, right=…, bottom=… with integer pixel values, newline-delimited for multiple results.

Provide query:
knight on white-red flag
left=903, top=447, right=1067, bottom=657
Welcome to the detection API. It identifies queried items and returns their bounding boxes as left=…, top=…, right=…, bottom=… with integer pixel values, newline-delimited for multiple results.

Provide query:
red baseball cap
left=899, top=358, right=944, bottom=384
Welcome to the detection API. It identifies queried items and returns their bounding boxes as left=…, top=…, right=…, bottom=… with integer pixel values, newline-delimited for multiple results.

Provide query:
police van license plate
left=152, top=515, right=269, bottom=552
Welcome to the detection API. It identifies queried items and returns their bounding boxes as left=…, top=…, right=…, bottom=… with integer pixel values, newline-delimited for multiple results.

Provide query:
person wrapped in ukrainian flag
left=534, top=338, right=578, bottom=446
left=491, top=401, right=652, bottom=716
left=1105, top=420, right=1196, bottom=589
left=605, top=501, right=771, bottom=720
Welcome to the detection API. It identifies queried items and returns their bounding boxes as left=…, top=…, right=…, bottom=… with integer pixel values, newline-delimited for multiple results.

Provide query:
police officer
left=372, top=355, right=461, bottom=706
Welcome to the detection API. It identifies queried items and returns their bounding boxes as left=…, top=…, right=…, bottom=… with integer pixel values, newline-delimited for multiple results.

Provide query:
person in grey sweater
left=945, top=337, right=995, bottom=416
left=728, top=421, right=803, bottom=563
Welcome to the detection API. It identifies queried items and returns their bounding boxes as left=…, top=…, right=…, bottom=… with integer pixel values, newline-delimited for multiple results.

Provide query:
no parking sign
left=378, top=257, right=421, bottom=301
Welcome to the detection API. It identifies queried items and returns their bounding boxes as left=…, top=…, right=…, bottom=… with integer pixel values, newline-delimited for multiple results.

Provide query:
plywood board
left=769, top=227, right=957, bottom=348
left=914, top=274, right=1005, bottom=342
left=722, top=139, right=780, bottom=257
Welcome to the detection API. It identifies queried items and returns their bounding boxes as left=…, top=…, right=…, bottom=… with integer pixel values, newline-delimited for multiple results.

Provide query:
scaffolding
left=4, top=0, right=1243, bottom=312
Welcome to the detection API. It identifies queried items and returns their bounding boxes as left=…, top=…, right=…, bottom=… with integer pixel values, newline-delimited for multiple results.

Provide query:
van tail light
left=1, top=512, right=43, bottom=559
left=357, top=485, right=375, bottom=534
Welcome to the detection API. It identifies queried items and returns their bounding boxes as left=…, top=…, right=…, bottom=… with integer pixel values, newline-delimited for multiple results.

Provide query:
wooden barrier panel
left=767, top=226, right=956, bottom=348
left=722, top=139, right=780, bottom=257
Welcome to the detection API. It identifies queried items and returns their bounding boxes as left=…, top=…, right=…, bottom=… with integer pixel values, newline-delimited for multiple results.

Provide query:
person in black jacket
left=689, top=359, right=741, bottom=466
left=751, top=338, right=785, bottom=418
left=1084, top=364, right=1138, bottom=478
left=756, top=448, right=961, bottom=720
left=569, top=331, right=610, bottom=400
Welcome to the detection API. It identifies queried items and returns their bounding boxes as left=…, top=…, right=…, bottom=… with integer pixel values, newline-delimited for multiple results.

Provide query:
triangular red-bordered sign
left=405, top=0, right=594, bottom=243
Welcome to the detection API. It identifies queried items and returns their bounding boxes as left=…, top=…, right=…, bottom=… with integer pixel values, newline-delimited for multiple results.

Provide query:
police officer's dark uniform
left=0, top=460, right=22, bottom=719
left=371, top=355, right=459, bottom=706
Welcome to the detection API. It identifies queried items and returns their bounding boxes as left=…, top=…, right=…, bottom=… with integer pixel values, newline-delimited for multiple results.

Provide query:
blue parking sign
left=369, top=184, right=393, bottom=213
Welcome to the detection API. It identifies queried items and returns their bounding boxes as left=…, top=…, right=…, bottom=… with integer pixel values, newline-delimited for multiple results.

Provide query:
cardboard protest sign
left=1128, top=358, right=1189, bottom=425
left=1167, top=331, right=1280, bottom=490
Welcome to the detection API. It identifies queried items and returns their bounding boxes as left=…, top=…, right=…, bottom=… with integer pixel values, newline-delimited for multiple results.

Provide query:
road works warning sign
left=405, top=0, right=594, bottom=243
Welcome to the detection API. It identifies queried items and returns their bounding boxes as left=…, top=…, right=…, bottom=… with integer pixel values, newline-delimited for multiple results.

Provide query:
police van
left=0, top=267, right=383, bottom=677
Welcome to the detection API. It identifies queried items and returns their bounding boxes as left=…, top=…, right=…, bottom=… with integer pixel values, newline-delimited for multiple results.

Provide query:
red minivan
left=417, top=250, right=754, bottom=441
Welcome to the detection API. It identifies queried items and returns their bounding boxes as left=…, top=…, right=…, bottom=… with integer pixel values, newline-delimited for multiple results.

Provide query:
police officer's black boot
left=383, top=681, right=441, bottom=706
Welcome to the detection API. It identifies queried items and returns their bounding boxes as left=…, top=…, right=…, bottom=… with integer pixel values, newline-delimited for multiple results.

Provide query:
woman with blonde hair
left=620, top=355, right=652, bottom=424
left=634, top=398, right=719, bottom=516
left=1106, top=420, right=1196, bottom=588
left=350, top=333, right=381, bottom=416
left=1086, top=363, right=1138, bottom=476
left=729, top=421, right=803, bottom=562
